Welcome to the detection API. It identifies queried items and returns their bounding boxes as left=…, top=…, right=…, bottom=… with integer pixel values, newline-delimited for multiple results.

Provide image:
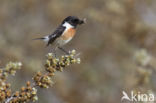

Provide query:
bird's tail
left=32, top=36, right=49, bottom=42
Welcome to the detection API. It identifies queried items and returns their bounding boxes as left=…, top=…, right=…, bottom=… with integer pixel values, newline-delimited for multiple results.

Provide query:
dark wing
left=47, top=25, right=65, bottom=46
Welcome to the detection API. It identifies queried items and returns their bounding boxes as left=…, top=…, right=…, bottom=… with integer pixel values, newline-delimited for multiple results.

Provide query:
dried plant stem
left=1, top=50, right=80, bottom=103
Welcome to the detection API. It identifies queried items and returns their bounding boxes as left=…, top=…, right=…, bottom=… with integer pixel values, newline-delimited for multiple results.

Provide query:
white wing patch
left=44, top=33, right=57, bottom=42
left=43, top=36, right=49, bottom=42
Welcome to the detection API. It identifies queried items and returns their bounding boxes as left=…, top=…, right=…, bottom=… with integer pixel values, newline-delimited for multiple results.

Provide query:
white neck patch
left=62, top=22, right=74, bottom=29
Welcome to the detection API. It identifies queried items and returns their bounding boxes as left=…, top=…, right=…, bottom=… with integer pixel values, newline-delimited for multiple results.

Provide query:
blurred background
left=0, top=0, right=156, bottom=103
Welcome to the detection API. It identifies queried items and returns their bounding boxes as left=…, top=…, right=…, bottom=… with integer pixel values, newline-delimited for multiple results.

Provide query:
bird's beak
left=79, top=18, right=86, bottom=25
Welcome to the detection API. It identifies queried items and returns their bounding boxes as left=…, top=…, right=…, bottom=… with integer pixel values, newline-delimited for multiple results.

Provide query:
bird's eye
left=73, top=19, right=79, bottom=22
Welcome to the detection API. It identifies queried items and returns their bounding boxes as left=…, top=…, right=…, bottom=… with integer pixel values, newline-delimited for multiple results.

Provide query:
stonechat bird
left=34, top=16, right=86, bottom=54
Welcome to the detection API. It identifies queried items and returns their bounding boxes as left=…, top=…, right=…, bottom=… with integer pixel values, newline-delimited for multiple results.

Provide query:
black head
left=62, top=16, right=85, bottom=28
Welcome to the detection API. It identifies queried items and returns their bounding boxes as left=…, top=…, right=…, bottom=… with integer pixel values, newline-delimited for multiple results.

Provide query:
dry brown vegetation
left=0, top=0, right=156, bottom=103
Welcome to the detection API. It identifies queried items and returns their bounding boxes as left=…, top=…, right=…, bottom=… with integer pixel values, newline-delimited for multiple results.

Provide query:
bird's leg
left=58, top=47, right=69, bottom=55
left=54, top=46, right=58, bottom=57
